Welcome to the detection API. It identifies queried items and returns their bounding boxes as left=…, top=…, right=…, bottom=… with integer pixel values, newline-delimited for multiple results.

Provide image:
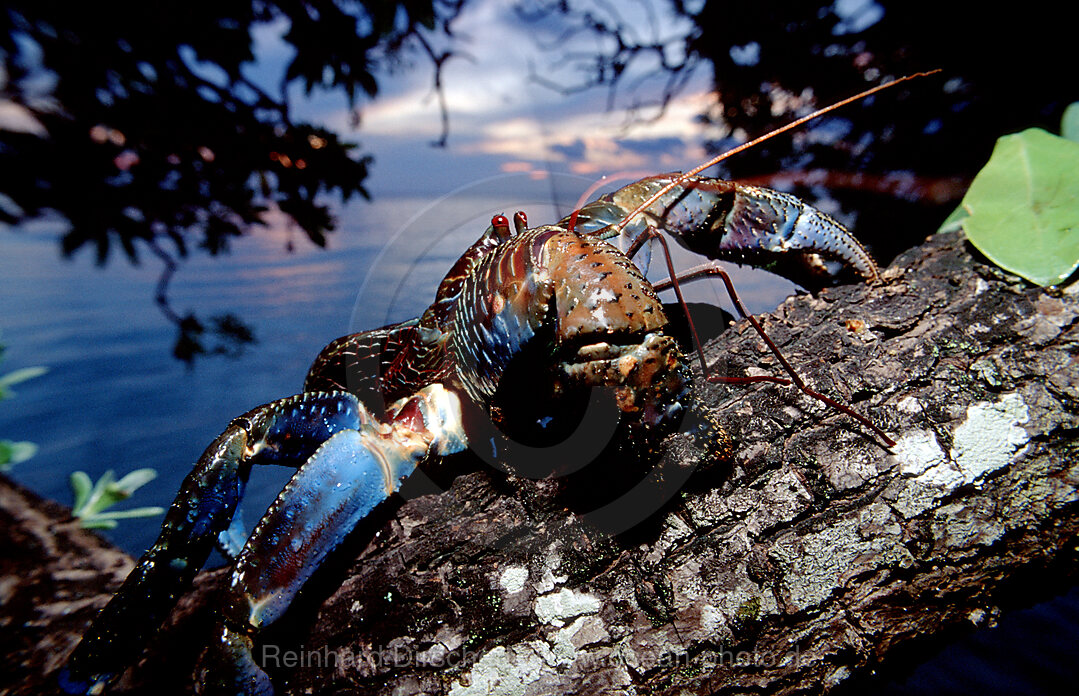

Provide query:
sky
left=240, top=0, right=721, bottom=200
left=0, top=0, right=890, bottom=207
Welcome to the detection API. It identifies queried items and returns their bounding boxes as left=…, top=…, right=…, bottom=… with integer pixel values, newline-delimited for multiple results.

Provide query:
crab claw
left=59, top=384, right=465, bottom=696
left=579, top=174, right=881, bottom=287
left=196, top=384, right=465, bottom=695
left=694, top=182, right=881, bottom=285
left=194, top=426, right=423, bottom=694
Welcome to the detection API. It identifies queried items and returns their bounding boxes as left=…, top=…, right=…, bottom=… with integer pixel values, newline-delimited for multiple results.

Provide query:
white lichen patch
left=893, top=430, right=946, bottom=476
left=770, top=503, right=912, bottom=610
left=449, top=645, right=544, bottom=696
left=699, top=604, right=727, bottom=635
left=448, top=616, right=611, bottom=696
left=499, top=566, right=528, bottom=595
left=534, top=587, right=601, bottom=627
left=531, top=550, right=568, bottom=594
left=952, top=393, right=1029, bottom=483
left=889, top=393, right=1031, bottom=518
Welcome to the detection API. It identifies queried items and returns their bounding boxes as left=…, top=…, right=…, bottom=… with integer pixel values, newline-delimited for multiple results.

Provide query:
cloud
left=450, top=86, right=716, bottom=174
left=265, top=0, right=722, bottom=194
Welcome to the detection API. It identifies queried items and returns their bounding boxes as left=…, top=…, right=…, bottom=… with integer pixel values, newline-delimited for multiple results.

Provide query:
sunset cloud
left=250, top=1, right=721, bottom=195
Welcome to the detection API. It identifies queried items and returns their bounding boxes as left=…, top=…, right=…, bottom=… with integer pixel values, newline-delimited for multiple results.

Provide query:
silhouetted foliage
left=523, top=0, right=1079, bottom=263
left=0, top=0, right=463, bottom=360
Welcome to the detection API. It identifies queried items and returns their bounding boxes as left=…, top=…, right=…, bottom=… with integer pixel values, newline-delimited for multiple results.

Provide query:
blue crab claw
left=59, top=385, right=465, bottom=696
left=197, top=384, right=465, bottom=695
left=194, top=427, right=414, bottom=694
left=57, top=392, right=370, bottom=695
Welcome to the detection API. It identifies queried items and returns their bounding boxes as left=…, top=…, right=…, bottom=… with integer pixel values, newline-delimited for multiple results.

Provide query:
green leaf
left=0, top=440, right=38, bottom=470
left=0, top=365, right=48, bottom=399
left=70, top=471, right=94, bottom=512
left=938, top=204, right=968, bottom=234
left=87, top=469, right=117, bottom=514
left=80, top=518, right=119, bottom=530
left=940, top=128, right=1079, bottom=286
left=1063, top=102, right=1079, bottom=143
left=70, top=468, right=163, bottom=529
left=84, top=507, right=166, bottom=520
left=112, top=468, right=158, bottom=496
left=0, top=365, right=48, bottom=388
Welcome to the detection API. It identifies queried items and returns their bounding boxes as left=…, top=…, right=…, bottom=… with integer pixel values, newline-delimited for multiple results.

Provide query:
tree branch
left=2, top=231, right=1077, bottom=694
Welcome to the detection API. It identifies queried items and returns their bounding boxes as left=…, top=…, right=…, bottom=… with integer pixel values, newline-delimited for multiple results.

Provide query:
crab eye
left=490, top=214, right=512, bottom=240
left=513, top=211, right=527, bottom=232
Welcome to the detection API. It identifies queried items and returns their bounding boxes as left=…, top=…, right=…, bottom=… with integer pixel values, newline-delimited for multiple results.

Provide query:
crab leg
left=196, top=383, right=465, bottom=695
left=568, top=175, right=880, bottom=284
left=59, top=392, right=384, bottom=695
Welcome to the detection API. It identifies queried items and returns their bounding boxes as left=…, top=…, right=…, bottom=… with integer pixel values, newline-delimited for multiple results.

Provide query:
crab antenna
left=614, top=69, right=942, bottom=237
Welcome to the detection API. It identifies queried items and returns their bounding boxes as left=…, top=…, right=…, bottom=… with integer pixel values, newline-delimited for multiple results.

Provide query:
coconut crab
left=57, top=78, right=918, bottom=695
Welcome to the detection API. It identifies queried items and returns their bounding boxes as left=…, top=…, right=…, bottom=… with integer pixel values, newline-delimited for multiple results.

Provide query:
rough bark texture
left=2, top=231, right=1077, bottom=695
left=0, top=476, right=134, bottom=693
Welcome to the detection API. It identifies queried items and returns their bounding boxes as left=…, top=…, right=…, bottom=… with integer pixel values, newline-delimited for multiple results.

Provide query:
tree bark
left=3, top=230, right=1077, bottom=695
left=0, top=476, right=134, bottom=694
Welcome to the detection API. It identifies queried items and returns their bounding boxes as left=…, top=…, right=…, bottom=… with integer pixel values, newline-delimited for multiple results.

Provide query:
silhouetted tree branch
left=518, top=0, right=701, bottom=119
left=0, top=0, right=466, bottom=361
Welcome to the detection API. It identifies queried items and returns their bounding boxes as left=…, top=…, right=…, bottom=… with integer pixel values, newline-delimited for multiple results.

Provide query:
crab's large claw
left=58, top=385, right=465, bottom=696
left=196, top=383, right=465, bottom=695
left=577, top=175, right=881, bottom=286
left=57, top=392, right=371, bottom=695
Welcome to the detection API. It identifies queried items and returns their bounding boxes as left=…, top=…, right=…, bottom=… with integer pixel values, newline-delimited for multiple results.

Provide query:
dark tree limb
left=0, top=479, right=133, bottom=694
left=2, top=231, right=1077, bottom=694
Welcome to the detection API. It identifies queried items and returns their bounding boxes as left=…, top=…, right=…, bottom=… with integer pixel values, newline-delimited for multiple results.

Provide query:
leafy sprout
left=70, top=468, right=165, bottom=530
left=0, top=338, right=48, bottom=473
